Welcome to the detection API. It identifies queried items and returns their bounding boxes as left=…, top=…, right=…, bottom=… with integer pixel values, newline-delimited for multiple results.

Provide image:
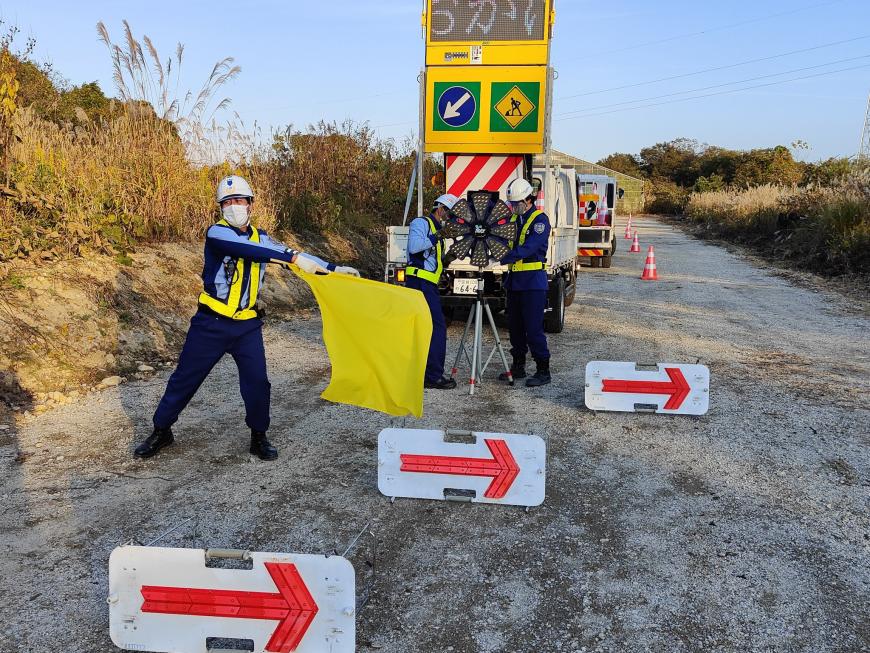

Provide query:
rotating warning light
left=442, top=190, right=518, bottom=268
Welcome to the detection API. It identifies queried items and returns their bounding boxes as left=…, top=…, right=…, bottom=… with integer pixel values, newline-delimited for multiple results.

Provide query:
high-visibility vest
left=405, top=216, right=443, bottom=285
left=198, top=220, right=262, bottom=320
left=508, top=210, right=546, bottom=272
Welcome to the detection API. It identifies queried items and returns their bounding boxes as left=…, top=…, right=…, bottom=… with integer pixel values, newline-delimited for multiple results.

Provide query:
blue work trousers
left=406, top=276, right=447, bottom=382
left=506, top=290, right=550, bottom=362
left=153, top=310, right=271, bottom=432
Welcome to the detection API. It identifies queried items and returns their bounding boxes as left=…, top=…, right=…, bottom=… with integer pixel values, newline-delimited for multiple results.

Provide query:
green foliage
left=647, top=178, right=690, bottom=215
left=600, top=138, right=858, bottom=214
left=596, top=152, right=643, bottom=178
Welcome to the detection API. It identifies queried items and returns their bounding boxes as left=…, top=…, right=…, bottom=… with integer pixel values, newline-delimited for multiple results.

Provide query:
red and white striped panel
left=446, top=155, right=524, bottom=201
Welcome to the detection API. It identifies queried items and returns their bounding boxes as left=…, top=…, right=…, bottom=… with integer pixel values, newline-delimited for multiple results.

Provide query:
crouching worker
left=134, top=175, right=360, bottom=461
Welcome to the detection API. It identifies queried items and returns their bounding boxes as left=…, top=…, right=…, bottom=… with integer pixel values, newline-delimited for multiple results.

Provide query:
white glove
left=334, top=266, right=361, bottom=277
left=295, top=253, right=328, bottom=275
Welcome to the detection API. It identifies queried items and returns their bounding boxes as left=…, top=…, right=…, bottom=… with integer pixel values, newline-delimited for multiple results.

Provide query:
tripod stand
left=450, top=276, right=514, bottom=395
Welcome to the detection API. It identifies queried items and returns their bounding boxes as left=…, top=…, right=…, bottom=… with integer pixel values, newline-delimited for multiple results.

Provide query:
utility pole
left=859, top=90, right=870, bottom=161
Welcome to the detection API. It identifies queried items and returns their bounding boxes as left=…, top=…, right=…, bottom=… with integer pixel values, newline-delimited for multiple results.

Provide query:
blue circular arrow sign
left=437, top=85, right=476, bottom=128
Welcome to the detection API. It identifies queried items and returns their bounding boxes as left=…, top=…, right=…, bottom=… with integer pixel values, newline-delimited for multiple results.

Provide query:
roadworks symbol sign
left=491, top=82, right=539, bottom=132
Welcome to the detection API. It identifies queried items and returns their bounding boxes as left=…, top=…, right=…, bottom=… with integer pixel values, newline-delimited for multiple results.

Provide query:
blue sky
left=2, top=0, right=868, bottom=162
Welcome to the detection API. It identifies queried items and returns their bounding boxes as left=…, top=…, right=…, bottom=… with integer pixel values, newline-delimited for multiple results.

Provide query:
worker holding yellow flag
left=134, top=175, right=361, bottom=462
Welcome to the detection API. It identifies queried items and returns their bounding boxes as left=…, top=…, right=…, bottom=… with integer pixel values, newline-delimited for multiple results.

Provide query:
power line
left=557, top=54, right=870, bottom=118
left=554, top=63, right=870, bottom=122
left=605, top=0, right=846, bottom=55
left=557, top=34, right=870, bottom=101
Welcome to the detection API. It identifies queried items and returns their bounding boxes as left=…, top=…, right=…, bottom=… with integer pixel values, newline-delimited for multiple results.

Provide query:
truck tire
left=611, top=236, right=617, bottom=255
left=591, top=257, right=602, bottom=268
left=544, top=276, right=566, bottom=334
left=601, top=253, right=612, bottom=268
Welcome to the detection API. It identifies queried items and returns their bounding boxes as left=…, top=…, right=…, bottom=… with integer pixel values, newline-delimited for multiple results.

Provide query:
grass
left=684, top=170, right=870, bottom=277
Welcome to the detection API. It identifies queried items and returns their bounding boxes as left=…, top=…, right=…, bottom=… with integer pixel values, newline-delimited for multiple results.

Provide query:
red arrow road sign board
left=601, top=366, right=690, bottom=410
left=584, top=362, right=709, bottom=415
left=399, top=438, right=519, bottom=499
left=141, top=562, right=317, bottom=653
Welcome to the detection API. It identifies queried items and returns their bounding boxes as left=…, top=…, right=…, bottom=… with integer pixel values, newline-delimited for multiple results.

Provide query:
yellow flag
left=292, top=268, right=432, bottom=418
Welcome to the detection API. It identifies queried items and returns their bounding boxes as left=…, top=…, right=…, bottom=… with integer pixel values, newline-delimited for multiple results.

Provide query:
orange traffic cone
left=629, top=231, right=640, bottom=253
left=641, top=245, right=658, bottom=280
left=624, top=220, right=632, bottom=239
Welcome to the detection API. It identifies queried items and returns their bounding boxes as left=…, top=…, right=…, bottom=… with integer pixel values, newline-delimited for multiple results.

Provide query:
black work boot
left=250, top=430, right=278, bottom=461
left=134, top=426, right=174, bottom=459
left=499, top=356, right=527, bottom=382
left=526, top=358, right=551, bottom=387
left=424, top=376, right=457, bottom=390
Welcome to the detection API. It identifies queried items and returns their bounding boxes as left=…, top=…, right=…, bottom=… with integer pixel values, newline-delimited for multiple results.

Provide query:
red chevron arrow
left=602, top=367, right=691, bottom=410
left=400, top=438, right=519, bottom=499
left=140, top=562, right=317, bottom=653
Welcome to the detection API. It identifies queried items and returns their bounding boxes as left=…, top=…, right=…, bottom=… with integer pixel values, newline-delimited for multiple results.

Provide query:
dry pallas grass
left=685, top=171, right=870, bottom=276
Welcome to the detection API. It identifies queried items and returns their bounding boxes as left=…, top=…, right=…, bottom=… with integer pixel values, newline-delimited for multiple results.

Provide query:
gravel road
left=1, top=216, right=868, bottom=653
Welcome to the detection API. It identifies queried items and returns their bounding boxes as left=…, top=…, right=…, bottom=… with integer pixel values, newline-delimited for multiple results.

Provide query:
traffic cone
left=624, top=220, right=632, bottom=239
left=629, top=231, right=640, bottom=253
left=641, top=245, right=658, bottom=280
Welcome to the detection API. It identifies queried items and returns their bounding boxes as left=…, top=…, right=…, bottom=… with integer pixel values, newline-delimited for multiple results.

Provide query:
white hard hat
left=506, top=178, right=534, bottom=202
left=216, top=175, right=254, bottom=204
left=434, top=193, right=458, bottom=210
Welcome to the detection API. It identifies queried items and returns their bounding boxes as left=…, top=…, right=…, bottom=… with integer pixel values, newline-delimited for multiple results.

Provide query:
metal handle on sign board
left=205, top=548, right=251, bottom=560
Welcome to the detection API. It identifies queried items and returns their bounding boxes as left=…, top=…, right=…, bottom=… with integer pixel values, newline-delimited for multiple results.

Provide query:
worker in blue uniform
left=405, top=193, right=458, bottom=390
left=134, top=175, right=360, bottom=461
left=498, top=178, right=552, bottom=387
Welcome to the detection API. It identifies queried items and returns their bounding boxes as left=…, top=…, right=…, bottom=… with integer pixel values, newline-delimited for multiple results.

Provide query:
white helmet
left=216, top=175, right=254, bottom=204
left=434, top=193, right=458, bottom=211
left=506, top=178, right=534, bottom=202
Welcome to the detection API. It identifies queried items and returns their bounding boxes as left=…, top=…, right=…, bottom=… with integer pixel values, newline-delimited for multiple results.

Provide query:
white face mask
left=221, top=203, right=250, bottom=228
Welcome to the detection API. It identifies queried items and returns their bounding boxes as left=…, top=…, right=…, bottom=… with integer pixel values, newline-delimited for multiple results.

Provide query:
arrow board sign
left=585, top=361, right=710, bottom=415
left=378, top=428, right=546, bottom=506
left=108, top=546, right=355, bottom=653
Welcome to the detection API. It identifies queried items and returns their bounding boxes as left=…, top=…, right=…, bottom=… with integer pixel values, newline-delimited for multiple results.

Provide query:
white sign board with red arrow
left=108, top=546, right=354, bottom=653
left=377, top=428, right=546, bottom=506
left=584, top=361, right=710, bottom=415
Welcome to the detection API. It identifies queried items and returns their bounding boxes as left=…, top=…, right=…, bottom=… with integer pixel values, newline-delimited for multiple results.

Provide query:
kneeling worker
left=134, top=175, right=359, bottom=461
left=499, top=178, right=552, bottom=387
left=406, top=194, right=458, bottom=390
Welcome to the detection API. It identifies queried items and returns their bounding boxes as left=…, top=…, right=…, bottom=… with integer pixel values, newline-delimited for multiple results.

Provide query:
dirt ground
left=1, top=216, right=868, bottom=653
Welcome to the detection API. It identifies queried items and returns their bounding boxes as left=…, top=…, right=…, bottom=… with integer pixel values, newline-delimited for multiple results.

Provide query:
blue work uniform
left=500, top=207, right=551, bottom=362
left=405, top=214, right=447, bottom=383
left=152, top=220, right=334, bottom=433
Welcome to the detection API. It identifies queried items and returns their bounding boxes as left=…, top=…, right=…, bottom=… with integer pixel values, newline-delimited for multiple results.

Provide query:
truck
left=385, top=156, right=579, bottom=334
left=575, top=173, right=624, bottom=269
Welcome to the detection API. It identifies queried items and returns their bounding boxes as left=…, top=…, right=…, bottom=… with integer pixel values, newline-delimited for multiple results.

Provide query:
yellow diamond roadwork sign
left=425, top=65, right=548, bottom=154
left=493, top=84, right=537, bottom=131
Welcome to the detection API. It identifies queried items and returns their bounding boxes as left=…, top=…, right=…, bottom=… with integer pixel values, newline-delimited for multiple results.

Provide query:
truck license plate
left=453, top=278, right=477, bottom=295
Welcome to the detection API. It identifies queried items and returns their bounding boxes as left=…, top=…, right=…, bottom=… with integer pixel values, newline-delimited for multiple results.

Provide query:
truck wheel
left=601, top=254, right=612, bottom=268
left=544, top=276, right=566, bottom=334
left=611, top=236, right=617, bottom=255
left=591, top=257, right=602, bottom=268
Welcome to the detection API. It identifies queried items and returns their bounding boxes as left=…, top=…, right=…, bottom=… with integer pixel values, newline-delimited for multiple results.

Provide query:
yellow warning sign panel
left=423, top=0, right=554, bottom=67
left=424, top=65, right=548, bottom=154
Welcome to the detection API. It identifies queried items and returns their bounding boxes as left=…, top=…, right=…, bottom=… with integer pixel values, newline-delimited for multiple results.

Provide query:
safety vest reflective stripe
left=198, top=220, right=262, bottom=320
left=508, top=210, right=546, bottom=273
left=406, top=216, right=443, bottom=285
